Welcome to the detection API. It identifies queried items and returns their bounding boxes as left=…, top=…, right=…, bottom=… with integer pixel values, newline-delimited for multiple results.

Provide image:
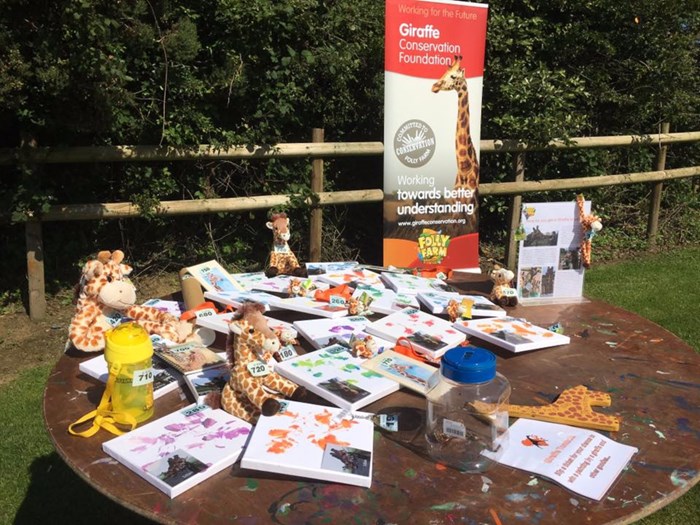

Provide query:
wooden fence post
left=26, top=218, right=46, bottom=320
left=647, top=122, right=670, bottom=248
left=309, top=128, right=324, bottom=262
left=504, top=152, right=526, bottom=270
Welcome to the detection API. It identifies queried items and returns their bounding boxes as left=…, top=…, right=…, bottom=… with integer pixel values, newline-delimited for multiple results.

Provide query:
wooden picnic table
left=44, top=288, right=700, bottom=525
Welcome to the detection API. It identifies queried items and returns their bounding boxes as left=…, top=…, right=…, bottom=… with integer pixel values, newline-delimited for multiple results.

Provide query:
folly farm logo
left=393, top=119, right=436, bottom=168
left=417, top=229, right=450, bottom=264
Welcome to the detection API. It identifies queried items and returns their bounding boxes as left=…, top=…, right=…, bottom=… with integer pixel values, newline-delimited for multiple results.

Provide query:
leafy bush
left=0, top=0, right=698, bottom=302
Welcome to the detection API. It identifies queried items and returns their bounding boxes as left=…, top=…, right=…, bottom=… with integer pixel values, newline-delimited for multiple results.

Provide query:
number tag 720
left=247, top=361, right=271, bottom=377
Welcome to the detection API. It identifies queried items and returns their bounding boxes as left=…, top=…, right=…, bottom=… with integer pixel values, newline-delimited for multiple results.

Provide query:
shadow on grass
left=14, top=452, right=154, bottom=525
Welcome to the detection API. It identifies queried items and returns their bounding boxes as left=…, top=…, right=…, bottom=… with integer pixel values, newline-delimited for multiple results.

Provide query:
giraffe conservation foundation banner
left=383, top=0, right=488, bottom=270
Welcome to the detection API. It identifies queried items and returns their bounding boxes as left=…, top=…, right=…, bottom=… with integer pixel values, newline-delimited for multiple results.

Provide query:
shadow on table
left=14, top=452, right=154, bottom=525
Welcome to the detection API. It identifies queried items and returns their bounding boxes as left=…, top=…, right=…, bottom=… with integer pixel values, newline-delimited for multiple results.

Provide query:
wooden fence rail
left=5, top=128, right=699, bottom=320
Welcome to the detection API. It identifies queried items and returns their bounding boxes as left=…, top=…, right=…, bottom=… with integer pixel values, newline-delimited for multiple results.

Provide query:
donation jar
left=104, top=322, right=155, bottom=423
left=425, top=346, right=510, bottom=472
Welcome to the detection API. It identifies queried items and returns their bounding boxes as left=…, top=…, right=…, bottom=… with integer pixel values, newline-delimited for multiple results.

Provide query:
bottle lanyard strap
left=68, top=362, right=138, bottom=438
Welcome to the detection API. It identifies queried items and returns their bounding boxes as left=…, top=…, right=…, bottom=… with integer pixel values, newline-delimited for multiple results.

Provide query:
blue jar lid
left=441, top=346, right=496, bottom=383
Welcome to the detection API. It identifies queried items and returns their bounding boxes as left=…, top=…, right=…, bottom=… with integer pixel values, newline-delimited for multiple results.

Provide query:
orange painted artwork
left=240, top=400, right=375, bottom=487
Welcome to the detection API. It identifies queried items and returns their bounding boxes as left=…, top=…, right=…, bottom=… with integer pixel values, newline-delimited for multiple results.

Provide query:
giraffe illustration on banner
left=431, top=55, right=479, bottom=230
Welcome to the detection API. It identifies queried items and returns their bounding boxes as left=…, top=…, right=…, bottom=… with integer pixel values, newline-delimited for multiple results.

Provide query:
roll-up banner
left=383, top=0, right=488, bottom=271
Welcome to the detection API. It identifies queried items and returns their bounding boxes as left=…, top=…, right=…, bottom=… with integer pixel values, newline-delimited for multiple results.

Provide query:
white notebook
left=452, top=316, right=570, bottom=353
left=417, top=291, right=506, bottom=318
left=102, top=404, right=251, bottom=498
left=274, top=344, right=399, bottom=410
left=240, top=399, right=374, bottom=487
left=365, top=307, right=467, bottom=360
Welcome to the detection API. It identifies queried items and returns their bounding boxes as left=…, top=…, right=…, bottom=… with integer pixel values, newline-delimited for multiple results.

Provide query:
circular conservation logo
left=393, top=119, right=436, bottom=168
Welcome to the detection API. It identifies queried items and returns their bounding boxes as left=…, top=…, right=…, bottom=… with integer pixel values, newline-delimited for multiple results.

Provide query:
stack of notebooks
left=88, top=259, right=584, bottom=498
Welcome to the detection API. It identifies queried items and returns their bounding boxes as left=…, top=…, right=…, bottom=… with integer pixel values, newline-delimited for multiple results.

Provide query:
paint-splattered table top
left=44, top=298, right=699, bottom=525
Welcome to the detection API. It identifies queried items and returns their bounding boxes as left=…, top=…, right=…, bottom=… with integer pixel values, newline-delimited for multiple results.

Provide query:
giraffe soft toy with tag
left=265, top=212, right=308, bottom=278
left=68, top=250, right=195, bottom=352
left=220, top=301, right=306, bottom=423
left=576, top=194, right=603, bottom=268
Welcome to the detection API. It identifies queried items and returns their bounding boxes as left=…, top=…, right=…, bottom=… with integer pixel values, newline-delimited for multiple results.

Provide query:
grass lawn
left=584, top=246, right=700, bottom=525
left=2, top=247, right=698, bottom=524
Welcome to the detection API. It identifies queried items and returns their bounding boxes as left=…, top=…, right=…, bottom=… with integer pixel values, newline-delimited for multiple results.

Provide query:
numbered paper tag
left=443, top=418, right=466, bottom=440
left=275, top=345, right=298, bottom=362
left=378, top=414, right=399, bottom=432
left=247, top=361, right=270, bottom=377
left=194, top=308, right=217, bottom=319
left=105, top=311, right=125, bottom=327
left=330, top=295, right=347, bottom=306
left=132, top=368, right=154, bottom=386
left=502, top=288, right=518, bottom=298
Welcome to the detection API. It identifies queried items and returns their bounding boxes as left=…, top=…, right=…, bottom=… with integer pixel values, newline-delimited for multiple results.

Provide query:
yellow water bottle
left=104, top=322, right=155, bottom=423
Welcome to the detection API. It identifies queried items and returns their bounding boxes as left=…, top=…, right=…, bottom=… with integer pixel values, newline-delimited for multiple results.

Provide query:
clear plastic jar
left=425, top=346, right=510, bottom=472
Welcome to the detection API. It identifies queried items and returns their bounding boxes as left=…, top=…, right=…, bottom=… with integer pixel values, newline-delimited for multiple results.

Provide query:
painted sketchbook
left=154, top=342, right=226, bottom=374
left=305, top=261, right=359, bottom=274
left=102, top=403, right=252, bottom=498
left=227, top=271, right=267, bottom=291
left=185, top=260, right=243, bottom=293
left=416, top=291, right=506, bottom=318
left=269, top=295, right=349, bottom=319
left=379, top=272, right=447, bottom=295
left=194, top=311, right=298, bottom=343
left=203, top=289, right=280, bottom=311
left=365, top=307, right=467, bottom=360
left=483, top=418, right=638, bottom=501
left=352, top=284, right=419, bottom=315
left=240, top=399, right=374, bottom=487
left=361, top=349, right=437, bottom=395
left=78, top=354, right=182, bottom=399
left=247, top=275, right=329, bottom=295
left=293, top=316, right=370, bottom=349
left=452, top=316, right=570, bottom=353
left=184, top=364, right=231, bottom=404
left=141, top=298, right=184, bottom=318
left=318, top=268, right=385, bottom=289
left=274, top=344, right=399, bottom=410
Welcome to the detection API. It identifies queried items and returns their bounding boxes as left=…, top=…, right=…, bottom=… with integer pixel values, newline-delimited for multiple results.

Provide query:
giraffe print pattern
left=68, top=250, right=193, bottom=352
left=576, top=194, right=603, bottom=268
left=220, top=301, right=300, bottom=424
left=265, top=212, right=307, bottom=278
left=432, top=55, right=480, bottom=194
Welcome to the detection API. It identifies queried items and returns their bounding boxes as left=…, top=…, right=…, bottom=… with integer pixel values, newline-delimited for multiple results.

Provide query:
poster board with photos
left=517, top=201, right=592, bottom=305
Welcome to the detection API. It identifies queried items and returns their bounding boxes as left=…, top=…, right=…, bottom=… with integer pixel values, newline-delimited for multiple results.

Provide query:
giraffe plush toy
left=68, top=250, right=195, bottom=352
left=576, top=194, right=603, bottom=268
left=220, top=301, right=305, bottom=423
left=489, top=265, right=518, bottom=308
left=265, top=212, right=308, bottom=278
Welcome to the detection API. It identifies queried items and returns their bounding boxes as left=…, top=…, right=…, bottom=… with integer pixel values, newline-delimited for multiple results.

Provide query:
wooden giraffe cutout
left=220, top=301, right=304, bottom=423
left=473, top=385, right=620, bottom=432
left=432, top=55, right=480, bottom=199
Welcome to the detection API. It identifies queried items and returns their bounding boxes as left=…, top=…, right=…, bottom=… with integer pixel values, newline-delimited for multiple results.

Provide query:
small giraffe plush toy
left=265, top=212, right=308, bottom=278
left=220, top=301, right=306, bottom=423
left=576, top=193, right=603, bottom=268
left=68, top=250, right=195, bottom=352
left=489, top=265, right=518, bottom=308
